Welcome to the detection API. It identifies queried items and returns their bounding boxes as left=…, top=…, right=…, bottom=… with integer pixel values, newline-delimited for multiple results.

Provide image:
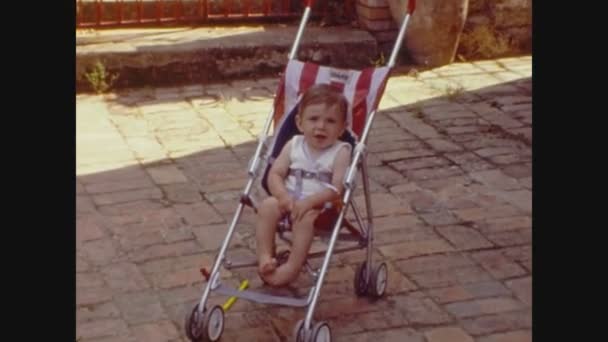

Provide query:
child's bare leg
left=264, top=210, right=318, bottom=287
left=256, top=197, right=282, bottom=275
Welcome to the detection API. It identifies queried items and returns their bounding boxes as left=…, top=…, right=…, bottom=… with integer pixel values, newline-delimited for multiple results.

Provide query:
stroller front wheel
left=203, top=305, right=225, bottom=341
left=292, top=320, right=332, bottom=342
left=185, top=304, right=225, bottom=342
left=292, top=319, right=307, bottom=342
left=184, top=304, right=204, bottom=341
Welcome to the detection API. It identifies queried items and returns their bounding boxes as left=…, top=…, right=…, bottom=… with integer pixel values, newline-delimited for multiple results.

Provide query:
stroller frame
left=186, top=1, right=416, bottom=341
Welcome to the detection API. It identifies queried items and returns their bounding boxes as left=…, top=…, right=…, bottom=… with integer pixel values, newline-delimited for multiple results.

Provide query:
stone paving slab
left=77, top=55, right=532, bottom=341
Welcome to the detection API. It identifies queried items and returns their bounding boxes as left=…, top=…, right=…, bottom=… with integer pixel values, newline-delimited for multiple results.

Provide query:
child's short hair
left=297, top=84, right=348, bottom=123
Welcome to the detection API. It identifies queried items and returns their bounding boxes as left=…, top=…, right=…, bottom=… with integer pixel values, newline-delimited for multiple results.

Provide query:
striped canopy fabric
left=272, top=60, right=392, bottom=140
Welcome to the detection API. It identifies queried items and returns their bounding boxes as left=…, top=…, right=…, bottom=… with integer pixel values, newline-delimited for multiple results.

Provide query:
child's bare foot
left=261, top=263, right=299, bottom=287
left=258, top=256, right=278, bottom=276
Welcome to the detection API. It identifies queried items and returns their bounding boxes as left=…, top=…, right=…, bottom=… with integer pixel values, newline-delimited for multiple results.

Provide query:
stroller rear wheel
left=354, top=262, right=369, bottom=296
left=354, top=262, right=388, bottom=298
left=369, top=262, right=388, bottom=298
left=311, top=321, right=332, bottom=342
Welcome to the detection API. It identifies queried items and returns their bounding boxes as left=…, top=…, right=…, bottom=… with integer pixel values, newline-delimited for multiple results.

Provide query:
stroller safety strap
left=288, top=168, right=332, bottom=183
left=289, top=167, right=338, bottom=197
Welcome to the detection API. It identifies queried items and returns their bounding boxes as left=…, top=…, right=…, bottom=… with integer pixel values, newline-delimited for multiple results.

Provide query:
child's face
left=296, top=102, right=346, bottom=151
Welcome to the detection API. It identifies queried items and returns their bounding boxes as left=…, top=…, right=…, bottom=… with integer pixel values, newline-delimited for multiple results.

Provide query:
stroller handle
left=408, top=0, right=416, bottom=14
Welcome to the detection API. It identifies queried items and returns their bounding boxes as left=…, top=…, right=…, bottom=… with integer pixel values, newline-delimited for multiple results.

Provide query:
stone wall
left=355, top=0, right=399, bottom=56
left=459, top=0, right=532, bottom=57
left=356, top=0, right=532, bottom=66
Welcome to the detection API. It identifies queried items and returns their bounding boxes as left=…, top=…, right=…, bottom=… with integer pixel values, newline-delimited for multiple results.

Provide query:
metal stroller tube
left=387, top=0, right=416, bottom=68
left=198, top=106, right=276, bottom=312
left=304, top=109, right=378, bottom=329
left=196, top=180, right=254, bottom=312
left=289, top=5, right=312, bottom=60
left=248, top=108, right=275, bottom=177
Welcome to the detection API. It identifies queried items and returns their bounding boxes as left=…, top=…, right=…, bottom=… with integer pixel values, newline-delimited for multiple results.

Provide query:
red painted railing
left=76, top=0, right=332, bottom=28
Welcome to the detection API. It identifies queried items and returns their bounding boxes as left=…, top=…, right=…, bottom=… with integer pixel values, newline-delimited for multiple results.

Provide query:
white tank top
left=284, top=135, right=351, bottom=199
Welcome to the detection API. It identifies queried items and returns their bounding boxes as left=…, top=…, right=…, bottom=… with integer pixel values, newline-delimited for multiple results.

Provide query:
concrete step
left=76, top=23, right=393, bottom=93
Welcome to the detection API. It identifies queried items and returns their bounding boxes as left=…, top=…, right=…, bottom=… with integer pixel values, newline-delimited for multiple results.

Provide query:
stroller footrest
left=214, top=284, right=309, bottom=307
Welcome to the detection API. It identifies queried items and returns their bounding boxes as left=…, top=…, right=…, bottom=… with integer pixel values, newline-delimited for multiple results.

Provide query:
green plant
left=370, top=52, right=385, bottom=67
left=444, top=84, right=466, bottom=100
left=458, top=24, right=512, bottom=59
left=84, top=60, right=118, bottom=94
left=407, top=68, right=419, bottom=78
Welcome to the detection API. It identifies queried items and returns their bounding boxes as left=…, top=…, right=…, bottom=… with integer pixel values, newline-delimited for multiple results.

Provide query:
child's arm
left=329, top=144, right=353, bottom=196
left=268, top=140, right=294, bottom=213
left=291, top=145, right=352, bottom=221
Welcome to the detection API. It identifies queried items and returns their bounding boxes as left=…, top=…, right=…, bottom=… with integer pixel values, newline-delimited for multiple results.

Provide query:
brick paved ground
left=76, top=55, right=532, bottom=342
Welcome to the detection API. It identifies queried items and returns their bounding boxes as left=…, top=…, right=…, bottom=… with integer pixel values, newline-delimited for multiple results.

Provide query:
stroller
left=185, top=1, right=416, bottom=341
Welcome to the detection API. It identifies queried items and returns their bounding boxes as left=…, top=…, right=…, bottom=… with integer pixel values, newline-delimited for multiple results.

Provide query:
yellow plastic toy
left=222, top=279, right=249, bottom=311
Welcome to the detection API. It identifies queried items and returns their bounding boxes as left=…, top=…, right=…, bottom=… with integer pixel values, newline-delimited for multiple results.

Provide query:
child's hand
left=277, top=195, right=294, bottom=215
left=290, top=199, right=314, bottom=222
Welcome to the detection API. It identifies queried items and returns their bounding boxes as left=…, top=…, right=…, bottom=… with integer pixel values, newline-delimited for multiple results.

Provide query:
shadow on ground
left=76, top=75, right=532, bottom=341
